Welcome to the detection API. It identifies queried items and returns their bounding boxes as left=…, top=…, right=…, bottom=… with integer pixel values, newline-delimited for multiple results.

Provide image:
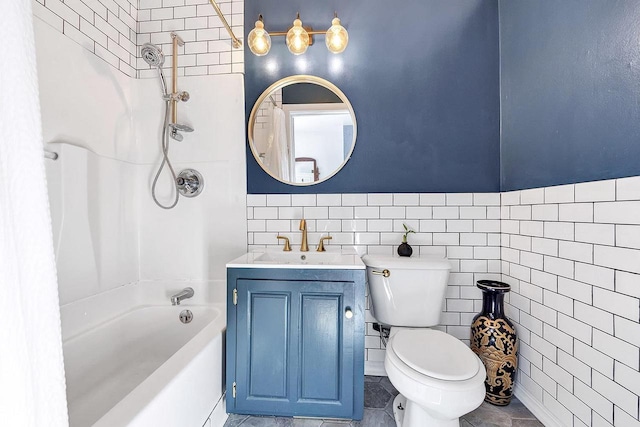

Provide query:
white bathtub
left=60, top=281, right=226, bottom=427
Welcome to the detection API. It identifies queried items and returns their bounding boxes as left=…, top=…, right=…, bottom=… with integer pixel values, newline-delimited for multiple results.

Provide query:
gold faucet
left=299, top=219, right=309, bottom=252
left=317, top=235, right=332, bottom=252
left=276, top=235, right=291, bottom=251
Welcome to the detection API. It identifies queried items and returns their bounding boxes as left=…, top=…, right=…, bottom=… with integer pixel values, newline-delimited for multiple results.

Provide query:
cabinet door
left=235, top=280, right=293, bottom=414
left=294, top=281, right=355, bottom=418
left=233, top=279, right=355, bottom=418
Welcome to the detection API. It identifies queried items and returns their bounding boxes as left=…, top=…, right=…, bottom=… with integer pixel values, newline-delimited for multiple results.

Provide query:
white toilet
left=363, top=255, right=486, bottom=427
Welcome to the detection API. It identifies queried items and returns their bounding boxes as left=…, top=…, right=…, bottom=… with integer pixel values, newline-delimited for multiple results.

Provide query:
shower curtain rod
left=208, top=0, right=242, bottom=49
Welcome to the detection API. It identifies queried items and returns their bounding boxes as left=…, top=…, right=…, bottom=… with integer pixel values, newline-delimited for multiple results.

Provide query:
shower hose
left=151, top=100, right=180, bottom=209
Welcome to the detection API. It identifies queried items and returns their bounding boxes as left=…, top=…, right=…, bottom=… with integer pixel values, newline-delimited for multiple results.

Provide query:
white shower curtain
left=264, top=106, right=291, bottom=181
left=0, top=1, right=69, bottom=425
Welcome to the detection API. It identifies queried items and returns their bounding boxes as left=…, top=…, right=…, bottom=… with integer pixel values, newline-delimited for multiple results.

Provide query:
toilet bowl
left=362, top=255, right=487, bottom=427
left=384, top=328, right=486, bottom=427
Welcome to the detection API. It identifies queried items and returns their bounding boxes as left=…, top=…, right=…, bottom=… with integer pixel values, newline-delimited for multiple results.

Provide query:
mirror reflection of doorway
left=294, top=157, right=319, bottom=183
left=285, top=105, right=352, bottom=183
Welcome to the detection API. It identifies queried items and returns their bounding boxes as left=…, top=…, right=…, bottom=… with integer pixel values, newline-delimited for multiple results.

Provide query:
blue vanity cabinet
left=226, top=268, right=365, bottom=420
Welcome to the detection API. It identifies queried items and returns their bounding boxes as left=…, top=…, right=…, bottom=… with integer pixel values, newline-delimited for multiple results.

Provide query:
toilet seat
left=390, top=329, right=479, bottom=381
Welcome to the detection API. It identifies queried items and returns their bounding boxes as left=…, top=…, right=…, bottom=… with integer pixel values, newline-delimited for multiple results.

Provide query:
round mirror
left=248, top=75, right=357, bottom=186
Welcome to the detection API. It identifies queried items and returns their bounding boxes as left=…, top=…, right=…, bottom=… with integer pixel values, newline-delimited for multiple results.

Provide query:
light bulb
left=325, top=16, right=348, bottom=54
left=286, top=16, right=309, bottom=55
left=248, top=16, right=271, bottom=56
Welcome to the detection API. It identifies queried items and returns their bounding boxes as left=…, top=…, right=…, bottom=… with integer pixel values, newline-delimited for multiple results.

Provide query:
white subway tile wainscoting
left=501, top=176, right=640, bottom=427
left=248, top=177, right=640, bottom=427
left=247, top=192, right=503, bottom=374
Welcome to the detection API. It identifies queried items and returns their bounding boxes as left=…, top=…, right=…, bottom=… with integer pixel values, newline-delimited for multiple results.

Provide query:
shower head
left=142, top=43, right=168, bottom=98
left=141, top=43, right=165, bottom=67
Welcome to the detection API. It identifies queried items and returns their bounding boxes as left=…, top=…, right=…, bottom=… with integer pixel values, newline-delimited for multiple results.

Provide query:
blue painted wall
left=245, top=1, right=500, bottom=194
left=500, top=1, right=640, bottom=191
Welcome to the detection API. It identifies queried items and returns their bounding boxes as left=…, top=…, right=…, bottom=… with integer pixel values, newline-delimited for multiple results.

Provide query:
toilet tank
left=362, top=255, right=451, bottom=327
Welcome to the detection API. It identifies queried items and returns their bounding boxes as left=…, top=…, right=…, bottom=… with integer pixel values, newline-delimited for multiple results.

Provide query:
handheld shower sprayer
left=144, top=36, right=197, bottom=209
left=141, top=42, right=164, bottom=67
left=141, top=43, right=168, bottom=97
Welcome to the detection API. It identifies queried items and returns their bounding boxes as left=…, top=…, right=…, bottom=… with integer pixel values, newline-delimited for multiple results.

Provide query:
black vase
left=470, top=280, right=518, bottom=406
left=397, top=242, right=412, bottom=257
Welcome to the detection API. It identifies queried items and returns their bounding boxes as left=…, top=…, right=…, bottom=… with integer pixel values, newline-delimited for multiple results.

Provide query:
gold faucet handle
left=317, top=235, right=333, bottom=252
left=277, top=235, right=291, bottom=251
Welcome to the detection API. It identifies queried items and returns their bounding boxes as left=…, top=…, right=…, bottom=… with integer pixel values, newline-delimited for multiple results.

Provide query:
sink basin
left=255, top=252, right=343, bottom=264
left=226, top=250, right=365, bottom=269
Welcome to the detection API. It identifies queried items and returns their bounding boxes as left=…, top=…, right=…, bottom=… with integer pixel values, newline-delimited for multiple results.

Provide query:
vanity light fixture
left=325, top=15, right=349, bottom=54
left=247, top=15, right=271, bottom=56
left=286, top=14, right=310, bottom=55
left=247, top=12, right=349, bottom=56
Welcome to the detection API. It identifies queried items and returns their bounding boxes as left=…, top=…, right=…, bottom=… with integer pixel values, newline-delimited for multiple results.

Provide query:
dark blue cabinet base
left=226, top=268, right=365, bottom=420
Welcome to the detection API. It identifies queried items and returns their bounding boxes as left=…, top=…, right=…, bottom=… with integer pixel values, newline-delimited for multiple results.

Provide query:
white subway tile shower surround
left=247, top=192, right=503, bottom=368
left=137, top=0, right=244, bottom=77
left=32, top=0, right=243, bottom=77
left=33, top=0, right=139, bottom=76
left=502, top=176, right=640, bottom=427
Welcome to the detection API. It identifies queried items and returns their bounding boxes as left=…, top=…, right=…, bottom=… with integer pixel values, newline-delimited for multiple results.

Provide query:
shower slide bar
left=44, top=149, right=58, bottom=160
left=208, top=0, right=242, bottom=49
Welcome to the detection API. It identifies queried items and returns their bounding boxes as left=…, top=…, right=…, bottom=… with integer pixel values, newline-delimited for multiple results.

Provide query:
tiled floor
left=223, top=376, right=543, bottom=427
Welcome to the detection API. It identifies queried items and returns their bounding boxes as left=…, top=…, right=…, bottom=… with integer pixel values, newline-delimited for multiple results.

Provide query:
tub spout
left=171, top=287, right=194, bottom=305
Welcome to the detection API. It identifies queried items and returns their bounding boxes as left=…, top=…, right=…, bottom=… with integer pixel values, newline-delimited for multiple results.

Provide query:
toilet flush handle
left=371, top=269, right=390, bottom=278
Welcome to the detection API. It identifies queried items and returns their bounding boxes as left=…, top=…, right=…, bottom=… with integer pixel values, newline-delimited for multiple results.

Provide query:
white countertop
left=226, top=248, right=366, bottom=270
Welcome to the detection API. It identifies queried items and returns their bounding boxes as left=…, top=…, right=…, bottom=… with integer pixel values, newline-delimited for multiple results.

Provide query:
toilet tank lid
left=362, top=255, right=451, bottom=270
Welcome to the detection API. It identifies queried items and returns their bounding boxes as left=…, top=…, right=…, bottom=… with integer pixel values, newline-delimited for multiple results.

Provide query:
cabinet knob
left=345, top=307, right=353, bottom=319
